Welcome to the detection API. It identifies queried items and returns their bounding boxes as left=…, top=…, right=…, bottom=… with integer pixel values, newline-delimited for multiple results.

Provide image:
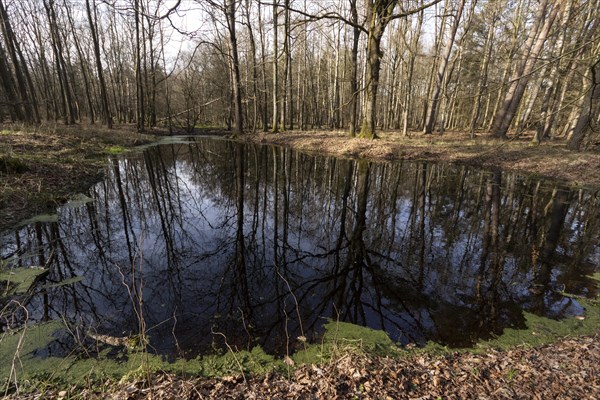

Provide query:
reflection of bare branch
left=210, top=328, right=248, bottom=387
left=4, top=300, right=28, bottom=397
left=275, top=267, right=306, bottom=352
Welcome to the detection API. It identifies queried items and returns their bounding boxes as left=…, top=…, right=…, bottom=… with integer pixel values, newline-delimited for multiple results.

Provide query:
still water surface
left=1, top=137, right=599, bottom=357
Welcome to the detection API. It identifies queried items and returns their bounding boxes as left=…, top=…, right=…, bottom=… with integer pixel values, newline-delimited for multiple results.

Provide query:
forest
left=2, top=1, right=600, bottom=398
left=0, top=0, right=599, bottom=150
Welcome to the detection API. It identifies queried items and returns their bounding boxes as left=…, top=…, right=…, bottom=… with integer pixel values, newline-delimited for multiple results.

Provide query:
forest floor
left=7, top=334, right=600, bottom=399
left=0, top=124, right=157, bottom=232
left=244, top=129, right=600, bottom=189
left=1, top=124, right=600, bottom=398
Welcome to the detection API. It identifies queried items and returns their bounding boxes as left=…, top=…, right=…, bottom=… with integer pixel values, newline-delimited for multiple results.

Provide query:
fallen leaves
left=31, top=334, right=592, bottom=399
left=244, top=130, right=600, bottom=189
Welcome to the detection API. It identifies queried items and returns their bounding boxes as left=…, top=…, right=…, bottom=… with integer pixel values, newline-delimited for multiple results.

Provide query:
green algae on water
left=0, top=266, right=48, bottom=295
left=104, top=145, right=127, bottom=155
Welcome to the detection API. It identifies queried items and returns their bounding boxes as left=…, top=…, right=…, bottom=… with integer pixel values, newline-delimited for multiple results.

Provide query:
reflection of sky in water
left=1, top=138, right=599, bottom=357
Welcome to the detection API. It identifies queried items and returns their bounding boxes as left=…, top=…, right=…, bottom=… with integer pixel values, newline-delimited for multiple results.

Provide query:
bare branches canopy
left=0, top=0, right=598, bottom=149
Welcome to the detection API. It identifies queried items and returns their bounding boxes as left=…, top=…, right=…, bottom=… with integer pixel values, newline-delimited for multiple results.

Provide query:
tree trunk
left=280, top=0, right=292, bottom=130
left=226, top=0, right=243, bottom=135
left=402, top=9, right=423, bottom=137
left=86, top=0, right=113, bottom=128
left=43, top=0, right=76, bottom=125
left=490, top=0, right=562, bottom=138
left=568, top=59, right=600, bottom=151
left=348, top=0, right=360, bottom=137
left=65, top=0, right=95, bottom=124
left=257, top=2, right=269, bottom=131
left=134, top=0, right=145, bottom=132
left=360, top=0, right=399, bottom=139
left=244, top=0, right=258, bottom=132
left=423, top=0, right=466, bottom=134
left=271, top=0, right=279, bottom=133
left=359, top=24, right=383, bottom=139
left=469, top=1, right=499, bottom=137
left=0, top=0, right=37, bottom=123
left=0, top=41, right=24, bottom=121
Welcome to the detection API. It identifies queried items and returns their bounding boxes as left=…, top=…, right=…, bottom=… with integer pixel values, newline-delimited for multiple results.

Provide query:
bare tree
left=359, top=0, right=442, bottom=139
left=225, top=0, right=244, bottom=134
left=0, top=0, right=39, bottom=123
left=490, top=0, right=563, bottom=138
left=423, top=0, right=467, bottom=134
left=568, top=57, right=600, bottom=151
left=86, top=0, right=113, bottom=128
left=272, top=0, right=279, bottom=132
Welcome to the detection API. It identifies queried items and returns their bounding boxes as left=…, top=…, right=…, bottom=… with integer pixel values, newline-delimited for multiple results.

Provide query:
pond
left=1, top=137, right=599, bottom=359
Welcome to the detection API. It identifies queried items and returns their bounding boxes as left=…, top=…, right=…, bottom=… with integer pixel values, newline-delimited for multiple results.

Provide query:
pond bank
left=243, top=130, right=600, bottom=189
left=4, top=333, right=599, bottom=399
left=0, top=124, right=156, bottom=232
left=1, top=125, right=600, bottom=398
left=92, top=334, right=600, bottom=399
left=2, top=312, right=599, bottom=399
left=2, top=126, right=599, bottom=231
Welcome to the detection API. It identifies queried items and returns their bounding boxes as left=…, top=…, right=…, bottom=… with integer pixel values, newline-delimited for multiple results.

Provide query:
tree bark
left=490, top=0, right=562, bottom=138
left=226, top=0, right=243, bottom=135
left=86, top=0, right=113, bottom=128
left=423, top=0, right=466, bottom=134
left=568, top=58, right=600, bottom=151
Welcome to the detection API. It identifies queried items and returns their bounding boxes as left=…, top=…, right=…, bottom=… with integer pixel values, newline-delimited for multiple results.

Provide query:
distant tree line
left=0, top=0, right=598, bottom=150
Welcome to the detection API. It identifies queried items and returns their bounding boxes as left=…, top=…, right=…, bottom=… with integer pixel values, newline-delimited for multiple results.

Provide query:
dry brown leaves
left=245, top=130, right=600, bottom=188
left=29, top=334, right=593, bottom=400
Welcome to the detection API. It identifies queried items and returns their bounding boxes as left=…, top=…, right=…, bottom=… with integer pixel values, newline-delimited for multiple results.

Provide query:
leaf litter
left=7, top=334, right=598, bottom=399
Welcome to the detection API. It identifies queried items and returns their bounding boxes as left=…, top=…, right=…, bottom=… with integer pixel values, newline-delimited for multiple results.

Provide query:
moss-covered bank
left=2, top=297, right=598, bottom=396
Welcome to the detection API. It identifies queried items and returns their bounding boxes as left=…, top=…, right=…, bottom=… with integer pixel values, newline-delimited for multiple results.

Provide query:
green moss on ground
left=1, top=299, right=598, bottom=395
left=0, top=321, right=283, bottom=395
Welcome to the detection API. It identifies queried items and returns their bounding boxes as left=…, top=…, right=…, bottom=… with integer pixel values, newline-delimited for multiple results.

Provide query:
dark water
left=1, top=137, right=599, bottom=358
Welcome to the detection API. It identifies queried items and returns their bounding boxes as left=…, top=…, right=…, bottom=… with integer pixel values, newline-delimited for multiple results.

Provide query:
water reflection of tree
left=3, top=138, right=599, bottom=356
